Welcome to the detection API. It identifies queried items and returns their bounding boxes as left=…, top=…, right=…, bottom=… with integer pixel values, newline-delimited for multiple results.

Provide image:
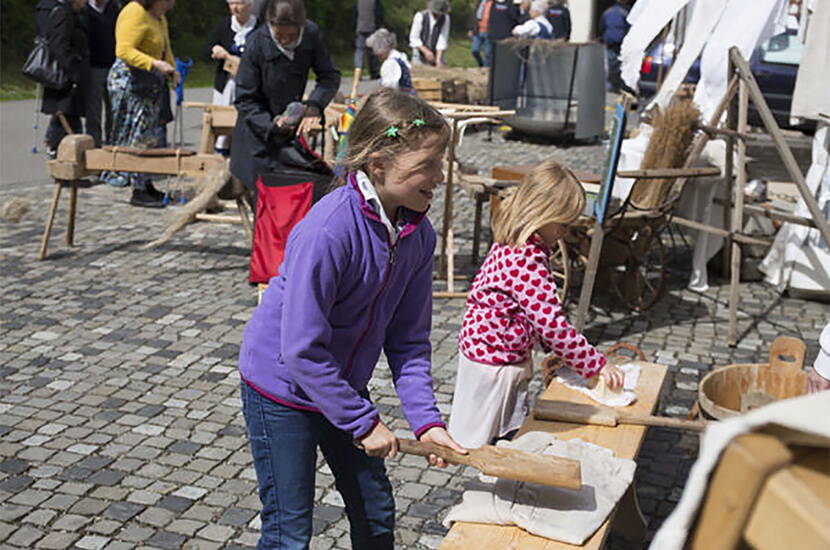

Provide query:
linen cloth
left=444, top=431, right=637, bottom=545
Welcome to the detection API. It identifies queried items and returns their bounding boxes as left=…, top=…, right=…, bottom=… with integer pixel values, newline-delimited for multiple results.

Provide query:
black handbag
left=130, top=67, right=165, bottom=98
left=21, top=36, right=70, bottom=90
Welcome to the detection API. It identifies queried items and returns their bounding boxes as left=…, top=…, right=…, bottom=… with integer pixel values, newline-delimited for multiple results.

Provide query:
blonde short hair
left=491, top=160, right=585, bottom=246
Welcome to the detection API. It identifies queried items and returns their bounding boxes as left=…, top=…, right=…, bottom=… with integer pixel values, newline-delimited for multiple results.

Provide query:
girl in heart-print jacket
left=449, top=161, right=623, bottom=449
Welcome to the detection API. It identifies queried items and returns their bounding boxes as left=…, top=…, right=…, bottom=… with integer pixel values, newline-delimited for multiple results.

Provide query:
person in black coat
left=205, top=0, right=260, bottom=154
left=83, top=0, right=121, bottom=147
left=487, top=0, right=519, bottom=42
left=38, top=0, right=91, bottom=156
left=230, top=0, right=341, bottom=198
left=546, top=1, right=571, bottom=41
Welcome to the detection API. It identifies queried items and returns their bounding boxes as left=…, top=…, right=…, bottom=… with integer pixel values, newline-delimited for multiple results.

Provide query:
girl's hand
left=152, top=59, right=175, bottom=75
left=419, top=426, right=467, bottom=468
left=358, top=421, right=398, bottom=459
left=807, top=368, right=830, bottom=393
left=211, top=45, right=229, bottom=60
left=599, top=364, right=624, bottom=391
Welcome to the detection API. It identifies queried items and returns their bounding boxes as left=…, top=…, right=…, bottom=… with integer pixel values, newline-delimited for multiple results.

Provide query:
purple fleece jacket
left=238, top=174, right=445, bottom=439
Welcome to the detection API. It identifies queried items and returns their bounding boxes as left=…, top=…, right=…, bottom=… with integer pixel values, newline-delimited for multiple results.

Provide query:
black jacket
left=487, top=0, right=519, bottom=41
left=230, top=21, right=341, bottom=190
left=40, top=1, right=90, bottom=116
left=546, top=3, right=571, bottom=40
left=83, top=0, right=120, bottom=68
left=35, top=0, right=60, bottom=36
left=205, top=15, right=261, bottom=93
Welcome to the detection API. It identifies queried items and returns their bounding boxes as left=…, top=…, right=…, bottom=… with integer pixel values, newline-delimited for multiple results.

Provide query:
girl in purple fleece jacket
left=238, top=88, right=466, bottom=550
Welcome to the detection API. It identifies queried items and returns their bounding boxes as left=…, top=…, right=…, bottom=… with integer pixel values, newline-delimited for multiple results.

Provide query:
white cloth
left=692, top=0, right=788, bottom=122
left=444, top=431, right=637, bottom=545
left=554, top=363, right=641, bottom=407
left=269, top=26, right=304, bottom=61
left=231, top=14, right=257, bottom=49
left=354, top=170, right=402, bottom=244
left=448, top=354, right=532, bottom=449
left=379, top=49, right=409, bottom=90
left=620, top=0, right=691, bottom=92
left=212, top=79, right=236, bottom=150
left=650, top=391, right=830, bottom=550
left=815, top=321, right=830, bottom=380
left=790, top=0, right=830, bottom=123
left=408, top=11, right=450, bottom=51
left=759, top=122, right=830, bottom=293
left=512, top=15, right=553, bottom=39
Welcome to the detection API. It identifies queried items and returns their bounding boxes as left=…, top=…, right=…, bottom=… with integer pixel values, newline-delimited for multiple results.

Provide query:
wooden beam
left=728, top=78, right=749, bottom=346
left=713, top=198, right=819, bottom=229
left=85, top=149, right=225, bottom=175
left=617, top=167, right=721, bottom=179
left=670, top=216, right=771, bottom=246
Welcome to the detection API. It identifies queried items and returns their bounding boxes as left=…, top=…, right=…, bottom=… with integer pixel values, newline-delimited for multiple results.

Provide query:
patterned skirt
left=101, top=58, right=163, bottom=188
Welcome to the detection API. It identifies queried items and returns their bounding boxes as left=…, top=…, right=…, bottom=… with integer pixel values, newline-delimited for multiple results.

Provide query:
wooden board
left=85, top=149, right=225, bottom=175
left=440, top=360, right=668, bottom=550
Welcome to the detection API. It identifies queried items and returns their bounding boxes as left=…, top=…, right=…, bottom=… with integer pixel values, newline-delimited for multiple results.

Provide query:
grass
left=0, top=37, right=478, bottom=101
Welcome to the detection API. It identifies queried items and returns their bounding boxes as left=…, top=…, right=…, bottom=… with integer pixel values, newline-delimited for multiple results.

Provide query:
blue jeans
left=240, top=382, right=395, bottom=550
left=471, top=32, right=492, bottom=67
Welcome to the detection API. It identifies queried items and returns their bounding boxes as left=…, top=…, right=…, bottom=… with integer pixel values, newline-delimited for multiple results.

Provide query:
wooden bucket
left=698, top=363, right=808, bottom=420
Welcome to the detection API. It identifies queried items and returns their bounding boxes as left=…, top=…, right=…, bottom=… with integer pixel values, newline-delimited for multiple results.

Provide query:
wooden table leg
left=611, top=482, right=648, bottom=543
left=472, top=193, right=484, bottom=264
left=66, top=180, right=78, bottom=246
left=575, top=222, right=605, bottom=331
left=39, top=180, right=63, bottom=260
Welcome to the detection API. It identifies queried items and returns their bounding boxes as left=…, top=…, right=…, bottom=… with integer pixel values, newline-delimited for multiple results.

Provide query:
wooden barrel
left=698, top=363, right=808, bottom=420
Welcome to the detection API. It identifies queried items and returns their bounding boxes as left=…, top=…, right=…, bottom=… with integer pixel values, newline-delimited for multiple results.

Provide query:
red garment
left=459, top=235, right=606, bottom=377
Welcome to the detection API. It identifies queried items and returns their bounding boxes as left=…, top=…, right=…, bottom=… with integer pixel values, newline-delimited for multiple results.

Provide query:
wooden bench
left=440, top=360, right=669, bottom=550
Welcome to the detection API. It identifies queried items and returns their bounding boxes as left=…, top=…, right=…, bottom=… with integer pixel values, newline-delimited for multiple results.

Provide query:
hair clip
left=385, top=125, right=400, bottom=138
left=411, top=118, right=425, bottom=127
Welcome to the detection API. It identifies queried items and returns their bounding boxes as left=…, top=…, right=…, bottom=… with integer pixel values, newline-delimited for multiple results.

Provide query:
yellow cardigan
left=115, top=1, right=175, bottom=71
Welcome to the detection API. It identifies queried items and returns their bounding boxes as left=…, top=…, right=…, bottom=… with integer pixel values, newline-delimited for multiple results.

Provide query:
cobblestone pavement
left=1, top=119, right=827, bottom=550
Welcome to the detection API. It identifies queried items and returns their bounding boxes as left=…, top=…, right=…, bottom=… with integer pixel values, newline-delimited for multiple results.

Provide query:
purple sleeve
left=280, top=228, right=379, bottom=438
left=383, top=229, right=445, bottom=437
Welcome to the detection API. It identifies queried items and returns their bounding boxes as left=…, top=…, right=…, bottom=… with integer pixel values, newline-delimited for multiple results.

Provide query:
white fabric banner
left=620, top=0, right=691, bottom=92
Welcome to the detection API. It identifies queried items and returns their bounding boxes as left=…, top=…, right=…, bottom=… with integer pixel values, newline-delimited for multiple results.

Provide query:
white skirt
left=448, top=353, right=532, bottom=449
left=212, top=79, right=236, bottom=151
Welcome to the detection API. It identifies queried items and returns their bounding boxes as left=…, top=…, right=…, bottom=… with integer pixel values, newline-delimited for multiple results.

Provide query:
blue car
left=638, top=31, right=811, bottom=130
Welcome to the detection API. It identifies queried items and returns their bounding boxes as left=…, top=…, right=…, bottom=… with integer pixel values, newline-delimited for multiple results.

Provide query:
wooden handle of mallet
left=350, top=67, right=362, bottom=101
left=397, top=438, right=582, bottom=490
left=535, top=400, right=707, bottom=431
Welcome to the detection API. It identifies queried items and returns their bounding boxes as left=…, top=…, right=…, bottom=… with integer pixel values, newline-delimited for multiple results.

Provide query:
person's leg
left=240, top=382, right=317, bottom=550
left=354, top=32, right=367, bottom=72
left=483, top=37, right=493, bottom=68
left=102, top=68, right=113, bottom=145
left=471, top=32, right=484, bottom=67
left=318, top=416, right=395, bottom=550
left=85, top=66, right=107, bottom=147
left=607, top=45, right=622, bottom=93
left=44, top=115, right=65, bottom=154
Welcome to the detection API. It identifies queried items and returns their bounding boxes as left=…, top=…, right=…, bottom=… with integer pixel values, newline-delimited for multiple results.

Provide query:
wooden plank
left=670, top=216, right=772, bottom=246
left=440, top=361, right=668, bottom=550
left=713, top=198, right=819, bottom=229
left=85, top=149, right=225, bottom=175
left=742, top=448, right=830, bottom=550
left=689, top=433, right=793, bottom=550
left=574, top=222, right=604, bottom=331
left=211, top=109, right=237, bottom=129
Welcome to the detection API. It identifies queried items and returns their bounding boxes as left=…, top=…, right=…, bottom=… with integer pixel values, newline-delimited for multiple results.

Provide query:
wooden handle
left=350, top=67, right=362, bottom=101
left=397, top=438, right=582, bottom=491
left=535, top=400, right=707, bottom=431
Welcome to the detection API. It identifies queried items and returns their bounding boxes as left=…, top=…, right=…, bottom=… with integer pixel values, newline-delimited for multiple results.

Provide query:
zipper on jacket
left=342, top=238, right=398, bottom=380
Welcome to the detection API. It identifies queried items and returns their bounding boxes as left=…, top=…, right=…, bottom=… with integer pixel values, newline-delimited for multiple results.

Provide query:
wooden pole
left=66, top=180, right=78, bottom=246
left=728, top=79, right=748, bottom=346
left=729, top=47, right=830, bottom=249
left=438, top=118, right=459, bottom=282
left=38, top=181, right=63, bottom=260
left=350, top=67, right=362, bottom=101
left=575, top=221, right=605, bottom=331
left=721, top=57, right=737, bottom=278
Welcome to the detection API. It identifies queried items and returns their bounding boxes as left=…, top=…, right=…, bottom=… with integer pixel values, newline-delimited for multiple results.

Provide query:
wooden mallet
left=397, top=438, right=582, bottom=490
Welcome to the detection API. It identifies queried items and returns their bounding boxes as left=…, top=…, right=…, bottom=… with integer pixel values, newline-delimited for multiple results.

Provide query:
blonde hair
left=337, top=88, right=449, bottom=183
left=491, top=160, right=585, bottom=246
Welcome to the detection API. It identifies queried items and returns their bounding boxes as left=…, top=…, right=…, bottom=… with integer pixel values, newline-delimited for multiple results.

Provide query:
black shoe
left=145, top=182, right=166, bottom=201
left=130, top=188, right=166, bottom=208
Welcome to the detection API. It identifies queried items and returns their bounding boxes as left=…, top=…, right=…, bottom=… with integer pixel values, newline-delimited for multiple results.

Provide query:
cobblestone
left=1, top=91, right=825, bottom=549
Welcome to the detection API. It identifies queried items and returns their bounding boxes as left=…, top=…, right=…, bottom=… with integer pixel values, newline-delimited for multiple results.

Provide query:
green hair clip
left=385, top=125, right=400, bottom=138
left=412, top=118, right=425, bottom=127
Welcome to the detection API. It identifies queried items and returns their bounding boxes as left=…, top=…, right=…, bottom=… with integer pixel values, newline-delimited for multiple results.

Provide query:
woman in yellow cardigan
left=103, top=0, right=180, bottom=207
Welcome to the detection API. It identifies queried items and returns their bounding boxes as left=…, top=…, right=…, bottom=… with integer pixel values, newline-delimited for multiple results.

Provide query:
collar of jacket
left=257, top=22, right=314, bottom=62
left=528, top=233, right=552, bottom=255
left=347, top=171, right=427, bottom=240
